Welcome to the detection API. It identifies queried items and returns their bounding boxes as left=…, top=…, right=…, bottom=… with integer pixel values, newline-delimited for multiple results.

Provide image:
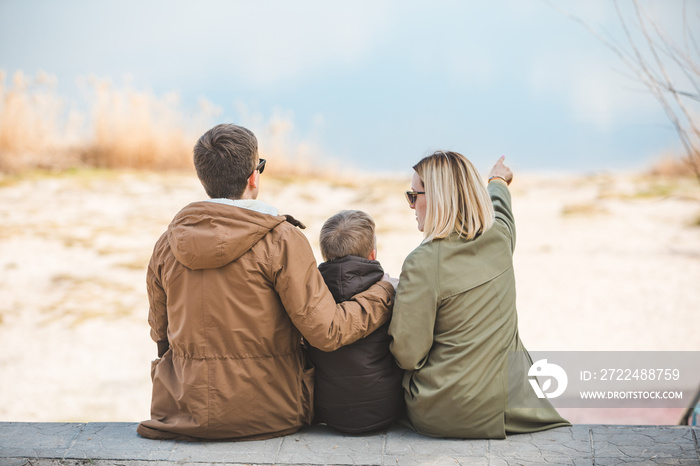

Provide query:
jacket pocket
left=301, top=365, right=315, bottom=424
left=150, top=358, right=161, bottom=382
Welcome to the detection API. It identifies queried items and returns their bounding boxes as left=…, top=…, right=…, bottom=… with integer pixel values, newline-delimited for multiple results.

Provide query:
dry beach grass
left=1, top=70, right=699, bottom=426
left=0, top=167, right=699, bottom=425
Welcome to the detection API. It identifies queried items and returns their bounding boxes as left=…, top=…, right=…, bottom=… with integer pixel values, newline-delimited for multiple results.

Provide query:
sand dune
left=0, top=169, right=698, bottom=424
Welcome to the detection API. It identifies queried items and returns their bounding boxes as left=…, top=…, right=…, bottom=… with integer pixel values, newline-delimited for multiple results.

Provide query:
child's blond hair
left=319, top=210, right=376, bottom=261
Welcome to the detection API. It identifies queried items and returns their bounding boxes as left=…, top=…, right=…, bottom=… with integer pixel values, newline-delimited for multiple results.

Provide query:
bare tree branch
left=683, top=0, right=700, bottom=57
left=632, top=0, right=699, bottom=139
left=549, top=0, right=700, bottom=183
left=649, top=10, right=700, bottom=95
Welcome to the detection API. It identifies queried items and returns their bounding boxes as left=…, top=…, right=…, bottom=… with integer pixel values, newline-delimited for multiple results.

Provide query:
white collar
left=205, top=198, right=279, bottom=216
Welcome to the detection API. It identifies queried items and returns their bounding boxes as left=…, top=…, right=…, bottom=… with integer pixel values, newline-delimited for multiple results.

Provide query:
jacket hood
left=167, top=201, right=287, bottom=270
left=318, top=256, right=384, bottom=303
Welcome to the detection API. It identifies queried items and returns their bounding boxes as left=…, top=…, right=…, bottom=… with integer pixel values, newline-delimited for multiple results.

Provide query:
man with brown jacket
left=137, top=124, right=396, bottom=441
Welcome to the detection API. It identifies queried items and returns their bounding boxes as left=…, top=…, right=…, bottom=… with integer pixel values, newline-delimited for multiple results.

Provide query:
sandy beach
left=0, top=169, right=698, bottom=425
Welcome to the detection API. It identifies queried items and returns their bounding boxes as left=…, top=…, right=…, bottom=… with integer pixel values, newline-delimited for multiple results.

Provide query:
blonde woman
left=389, top=152, right=569, bottom=439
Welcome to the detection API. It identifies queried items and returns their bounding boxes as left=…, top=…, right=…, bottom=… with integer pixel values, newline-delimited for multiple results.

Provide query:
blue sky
left=1, top=0, right=697, bottom=174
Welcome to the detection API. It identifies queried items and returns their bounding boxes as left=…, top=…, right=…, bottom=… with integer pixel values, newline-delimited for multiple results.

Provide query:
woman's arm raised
left=488, top=156, right=516, bottom=250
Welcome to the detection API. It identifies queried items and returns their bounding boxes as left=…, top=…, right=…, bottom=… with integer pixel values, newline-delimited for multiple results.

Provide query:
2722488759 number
left=599, top=368, right=680, bottom=381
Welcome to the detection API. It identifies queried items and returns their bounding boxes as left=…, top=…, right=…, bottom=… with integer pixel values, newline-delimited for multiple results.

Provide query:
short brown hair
left=193, top=124, right=258, bottom=199
left=319, top=210, right=376, bottom=261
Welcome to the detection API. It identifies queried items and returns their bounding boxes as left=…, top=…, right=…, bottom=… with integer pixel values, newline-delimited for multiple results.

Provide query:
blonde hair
left=319, top=210, right=376, bottom=261
left=413, top=151, right=494, bottom=243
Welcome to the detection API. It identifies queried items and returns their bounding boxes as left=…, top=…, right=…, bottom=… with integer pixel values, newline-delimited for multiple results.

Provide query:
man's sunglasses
left=251, top=158, right=266, bottom=177
left=405, top=190, right=425, bottom=207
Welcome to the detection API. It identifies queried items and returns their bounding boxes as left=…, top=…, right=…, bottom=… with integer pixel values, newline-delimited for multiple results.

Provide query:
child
left=306, top=210, right=404, bottom=434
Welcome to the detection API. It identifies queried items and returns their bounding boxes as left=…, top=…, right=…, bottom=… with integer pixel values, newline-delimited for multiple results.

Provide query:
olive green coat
left=388, top=181, right=569, bottom=439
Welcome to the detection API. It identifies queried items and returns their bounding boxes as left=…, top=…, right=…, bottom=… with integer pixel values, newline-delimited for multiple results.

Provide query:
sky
left=1, top=0, right=698, bottom=174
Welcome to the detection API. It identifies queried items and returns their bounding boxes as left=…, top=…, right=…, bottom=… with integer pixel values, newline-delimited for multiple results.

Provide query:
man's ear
left=368, top=249, right=377, bottom=261
left=239, top=171, right=259, bottom=200
left=247, top=171, right=259, bottom=190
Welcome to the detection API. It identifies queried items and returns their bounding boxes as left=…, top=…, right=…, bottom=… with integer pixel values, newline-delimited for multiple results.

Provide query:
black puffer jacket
left=307, top=255, right=405, bottom=433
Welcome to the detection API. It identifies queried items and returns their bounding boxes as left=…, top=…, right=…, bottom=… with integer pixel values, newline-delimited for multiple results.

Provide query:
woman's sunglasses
left=405, top=190, right=425, bottom=207
left=251, top=158, right=266, bottom=177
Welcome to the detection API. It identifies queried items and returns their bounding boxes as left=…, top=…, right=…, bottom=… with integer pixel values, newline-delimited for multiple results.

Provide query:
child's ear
left=367, top=249, right=377, bottom=261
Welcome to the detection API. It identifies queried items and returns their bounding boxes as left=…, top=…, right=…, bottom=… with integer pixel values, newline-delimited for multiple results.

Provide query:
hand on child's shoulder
left=382, top=273, right=399, bottom=291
